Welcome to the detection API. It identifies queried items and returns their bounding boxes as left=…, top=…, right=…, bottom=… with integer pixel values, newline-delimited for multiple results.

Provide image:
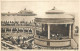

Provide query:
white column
left=65, top=24, right=67, bottom=27
left=17, top=28, right=18, bottom=32
left=31, top=29, right=33, bottom=34
left=69, top=24, right=71, bottom=38
left=11, top=28, right=12, bottom=33
left=28, top=28, right=29, bottom=34
left=5, top=28, right=6, bottom=32
left=23, top=28, right=24, bottom=33
left=48, top=24, right=50, bottom=39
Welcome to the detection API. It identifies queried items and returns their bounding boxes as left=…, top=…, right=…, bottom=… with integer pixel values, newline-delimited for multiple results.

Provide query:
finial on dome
left=8, top=12, right=10, bottom=13
left=24, top=8, right=26, bottom=10
left=52, top=6, right=55, bottom=10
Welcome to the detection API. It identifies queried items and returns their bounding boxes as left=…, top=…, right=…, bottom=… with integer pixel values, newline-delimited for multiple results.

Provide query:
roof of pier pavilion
left=35, top=7, right=74, bottom=24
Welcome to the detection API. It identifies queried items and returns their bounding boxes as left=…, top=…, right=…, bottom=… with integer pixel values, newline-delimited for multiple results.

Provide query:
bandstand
left=34, top=7, right=74, bottom=47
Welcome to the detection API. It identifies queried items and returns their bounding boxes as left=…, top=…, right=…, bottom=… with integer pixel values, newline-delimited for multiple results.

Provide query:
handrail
left=24, top=38, right=34, bottom=42
left=34, top=36, right=71, bottom=42
left=1, top=41, right=21, bottom=49
left=2, top=46, right=9, bottom=49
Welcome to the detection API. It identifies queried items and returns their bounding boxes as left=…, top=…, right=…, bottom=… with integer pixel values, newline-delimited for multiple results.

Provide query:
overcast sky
left=1, top=0, right=79, bottom=15
left=1, top=0, right=79, bottom=26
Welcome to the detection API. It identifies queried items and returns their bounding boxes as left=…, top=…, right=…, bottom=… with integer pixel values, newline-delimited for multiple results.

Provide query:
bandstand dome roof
left=35, top=7, right=74, bottom=24
left=35, top=7, right=74, bottom=19
left=46, top=7, right=64, bottom=14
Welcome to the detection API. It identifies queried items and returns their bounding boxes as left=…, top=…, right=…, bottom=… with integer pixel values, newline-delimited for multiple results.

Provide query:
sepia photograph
left=1, top=0, right=79, bottom=50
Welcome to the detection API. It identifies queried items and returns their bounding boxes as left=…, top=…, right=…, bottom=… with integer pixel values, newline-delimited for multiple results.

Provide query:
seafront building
left=1, top=8, right=78, bottom=49
left=1, top=8, right=36, bottom=38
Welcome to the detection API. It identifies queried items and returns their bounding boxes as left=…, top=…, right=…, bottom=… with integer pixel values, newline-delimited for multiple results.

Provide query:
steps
left=71, top=39, right=78, bottom=49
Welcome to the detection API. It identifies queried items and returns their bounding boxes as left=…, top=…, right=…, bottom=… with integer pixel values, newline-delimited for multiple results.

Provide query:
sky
left=1, top=0, right=79, bottom=15
left=1, top=0, right=79, bottom=26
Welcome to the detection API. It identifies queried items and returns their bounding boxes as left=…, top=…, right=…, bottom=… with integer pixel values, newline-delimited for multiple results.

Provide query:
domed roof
left=17, top=8, right=36, bottom=16
left=19, top=8, right=33, bottom=13
left=35, top=7, right=74, bottom=24
left=36, top=7, right=74, bottom=19
left=46, top=7, right=64, bottom=14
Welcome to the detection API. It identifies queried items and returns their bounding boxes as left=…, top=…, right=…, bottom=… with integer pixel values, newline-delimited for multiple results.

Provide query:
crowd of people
left=1, top=20, right=34, bottom=26
left=1, top=34, right=34, bottom=49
